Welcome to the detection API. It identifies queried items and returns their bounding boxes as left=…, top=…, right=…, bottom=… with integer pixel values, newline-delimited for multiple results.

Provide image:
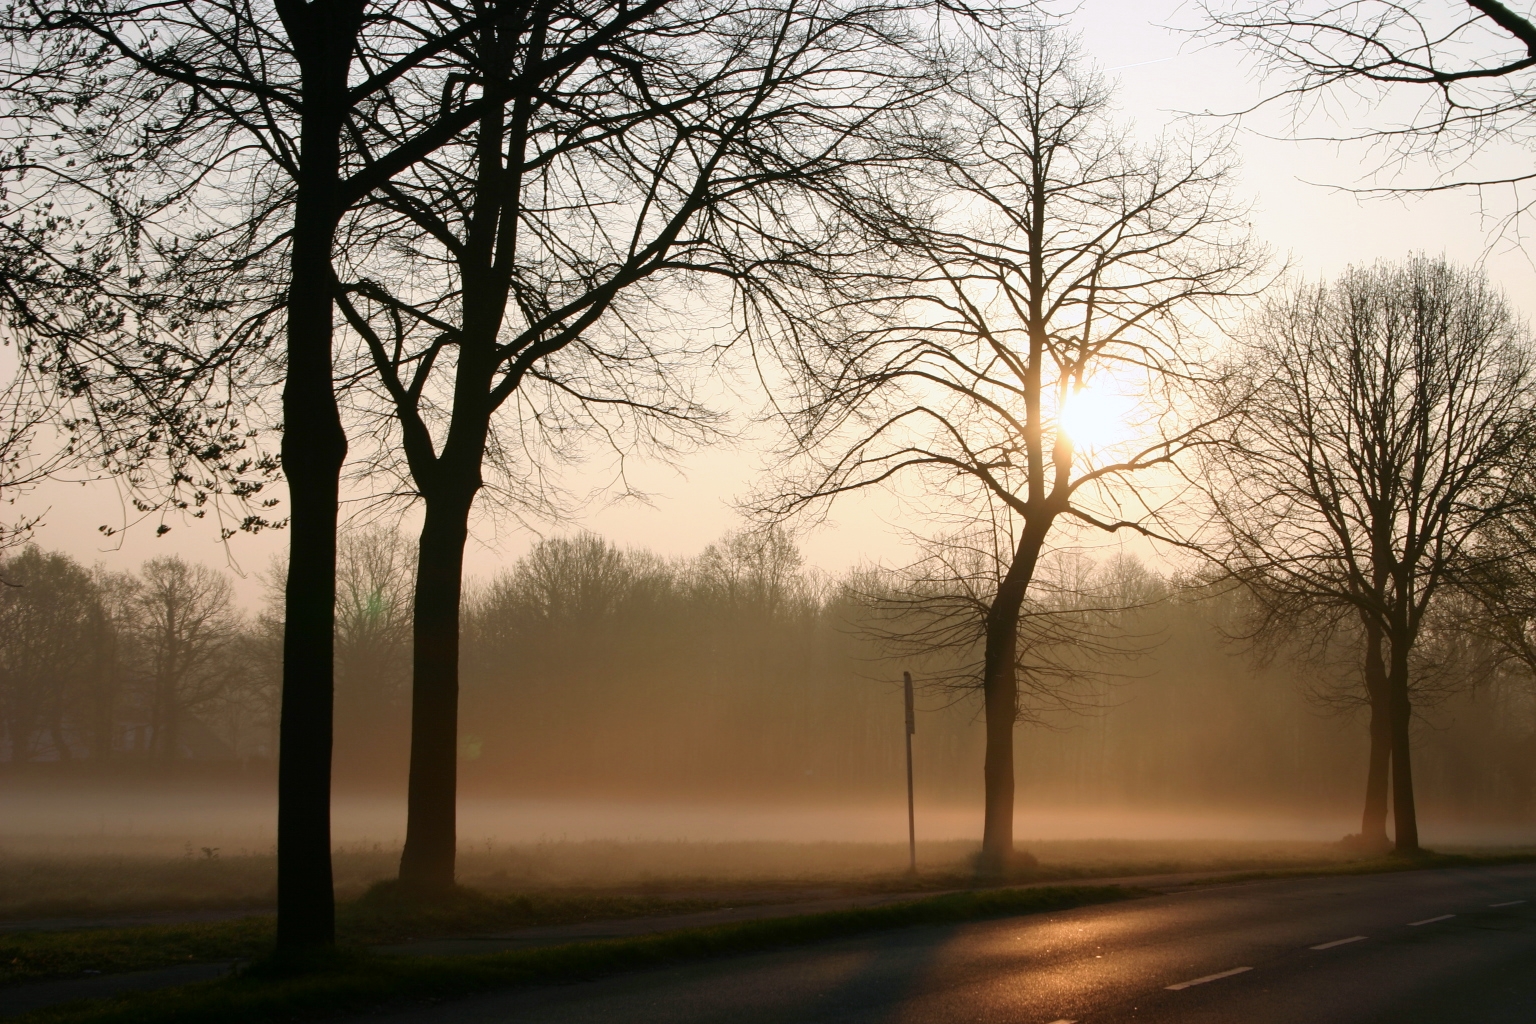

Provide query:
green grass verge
left=0, top=918, right=275, bottom=987
left=0, top=889, right=731, bottom=987
left=12, top=885, right=1137, bottom=1024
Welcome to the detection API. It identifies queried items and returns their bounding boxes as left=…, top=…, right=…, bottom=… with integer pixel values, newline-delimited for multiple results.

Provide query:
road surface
left=364, top=863, right=1536, bottom=1024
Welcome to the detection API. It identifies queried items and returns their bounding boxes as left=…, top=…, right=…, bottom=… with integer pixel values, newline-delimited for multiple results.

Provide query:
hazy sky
left=14, top=0, right=1536, bottom=608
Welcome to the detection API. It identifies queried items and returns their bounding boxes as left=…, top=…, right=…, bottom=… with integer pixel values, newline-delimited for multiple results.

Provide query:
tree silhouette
left=1205, top=257, right=1536, bottom=852
left=770, top=24, right=1261, bottom=872
left=1, top=0, right=677, bottom=946
left=331, top=0, right=975, bottom=891
left=0, top=547, right=95, bottom=760
left=131, top=556, right=241, bottom=762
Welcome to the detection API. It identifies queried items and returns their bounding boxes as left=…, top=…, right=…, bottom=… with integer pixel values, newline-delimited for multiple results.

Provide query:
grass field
left=0, top=836, right=1383, bottom=921
left=1, top=888, right=738, bottom=986
left=5, top=841, right=1534, bottom=1024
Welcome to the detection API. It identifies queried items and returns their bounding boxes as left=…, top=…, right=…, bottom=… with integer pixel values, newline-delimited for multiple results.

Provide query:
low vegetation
left=7, top=840, right=1533, bottom=992
left=0, top=837, right=1371, bottom=922
left=1, top=888, right=733, bottom=987
left=11, top=885, right=1139, bottom=1024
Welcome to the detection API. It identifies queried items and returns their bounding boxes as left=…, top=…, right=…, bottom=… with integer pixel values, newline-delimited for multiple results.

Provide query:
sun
left=1057, top=378, right=1139, bottom=452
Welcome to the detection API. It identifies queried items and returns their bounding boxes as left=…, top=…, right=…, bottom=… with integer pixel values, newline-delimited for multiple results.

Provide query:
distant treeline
left=0, top=546, right=275, bottom=765
left=2, top=531, right=1532, bottom=819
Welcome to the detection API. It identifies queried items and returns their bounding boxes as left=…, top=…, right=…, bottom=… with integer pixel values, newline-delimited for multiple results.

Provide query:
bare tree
left=696, top=527, right=812, bottom=620
left=0, top=0, right=376, bottom=948
left=769, top=25, right=1261, bottom=872
left=0, top=546, right=94, bottom=760
left=130, top=556, right=241, bottom=762
left=330, top=0, right=969, bottom=891
left=1200, top=0, right=1536, bottom=240
left=0, top=0, right=684, bottom=946
left=333, top=527, right=414, bottom=780
left=82, top=567, right=136, bottom=763
left=1205, top=257, right=1536, bottom=853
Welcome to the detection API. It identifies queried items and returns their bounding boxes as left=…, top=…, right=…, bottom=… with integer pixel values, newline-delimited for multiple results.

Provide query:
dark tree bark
left=389, top=30, right=508, bottom=888
left=1386, top=629, right=1420, bottom=851
left=1360, top=619, right=1392, bottom=845
left=398, top=482, right=477, bottom=889
left=272, top=0, right=365, bottom=952
left=979, top=535, right=1042, bottom=870
left=2, top=0, right=499, bottom=948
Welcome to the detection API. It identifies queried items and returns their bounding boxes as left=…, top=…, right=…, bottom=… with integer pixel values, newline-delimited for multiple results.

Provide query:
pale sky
left=13, top=0, right=1536, bottom=609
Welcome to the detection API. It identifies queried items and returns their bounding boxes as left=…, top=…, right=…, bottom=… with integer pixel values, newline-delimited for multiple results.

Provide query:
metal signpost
left=903, top=671, right=916, bottom=874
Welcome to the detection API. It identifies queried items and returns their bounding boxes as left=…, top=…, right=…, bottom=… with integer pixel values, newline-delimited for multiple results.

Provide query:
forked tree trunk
left=1360, top=622, right=1391, bottom=844
left=1387, top=635, right=1419, bottom=853
left=393, top=85, right=506, bottom=886
left=398, top=485, right=475, bottom=892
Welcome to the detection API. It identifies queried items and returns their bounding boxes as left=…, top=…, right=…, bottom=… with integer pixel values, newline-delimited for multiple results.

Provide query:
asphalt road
left=365, top=863, right=1536, bottom=1024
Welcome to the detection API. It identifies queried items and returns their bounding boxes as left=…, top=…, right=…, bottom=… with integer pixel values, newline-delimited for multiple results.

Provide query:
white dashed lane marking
left=1165, top=966, right=1252, bottom=991
left=1311, top=935, right=1368, bottom=950
left=1407, top=914, right=1456, bottom=927
left=1490, top=900, right=1526, bottom=908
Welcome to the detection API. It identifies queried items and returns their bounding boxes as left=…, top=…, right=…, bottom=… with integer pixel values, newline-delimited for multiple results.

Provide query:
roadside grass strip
left=1310, top=935, right=1367, bottom=950
left=7, top=849, right=1528, bottom=992
left=9, top=885, right=1137, bottom=1024
left=1, top=890, right=737, bottom=989
left=1165, top=966, right=1251, bottom=991
left=0, top=920, right=275, bottom=989
left=1407, top=914, right=1455, bottom=927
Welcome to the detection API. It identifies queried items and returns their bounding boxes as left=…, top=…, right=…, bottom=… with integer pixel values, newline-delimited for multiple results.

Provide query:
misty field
left=0, top=835, right=1481, bottom=922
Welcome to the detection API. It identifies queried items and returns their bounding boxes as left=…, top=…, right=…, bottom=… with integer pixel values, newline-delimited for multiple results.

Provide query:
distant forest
left=1, top=529, right=1531, bottom=821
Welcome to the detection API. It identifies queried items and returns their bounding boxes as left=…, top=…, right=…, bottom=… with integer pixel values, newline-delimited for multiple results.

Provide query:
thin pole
left=904, top=671, right=916, bottom=874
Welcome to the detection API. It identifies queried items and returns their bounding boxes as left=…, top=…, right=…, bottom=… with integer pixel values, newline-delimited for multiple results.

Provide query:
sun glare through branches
left=1057, top=378, right=1141, bottom=454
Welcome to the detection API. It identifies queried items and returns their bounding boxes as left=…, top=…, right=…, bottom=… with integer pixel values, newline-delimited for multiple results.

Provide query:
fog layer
left=3, top=531, right=1532, bottom=853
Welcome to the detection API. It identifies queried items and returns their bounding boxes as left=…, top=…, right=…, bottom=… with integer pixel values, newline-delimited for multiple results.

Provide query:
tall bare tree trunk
left=1360, top=620, right=1391, bottom=844
left=979, top=527, right=1046, bottom=875
left=398, top=486, right=474, bottom=892
left=980, top=595, right=1019, bottom=873
left=274, top=0, right=364, bottom=951
left=393, top=79, right=505, bottom=888
left=276, top=230, right=346, bottom=949
left=1386, top=632, right=1419, bottom=853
